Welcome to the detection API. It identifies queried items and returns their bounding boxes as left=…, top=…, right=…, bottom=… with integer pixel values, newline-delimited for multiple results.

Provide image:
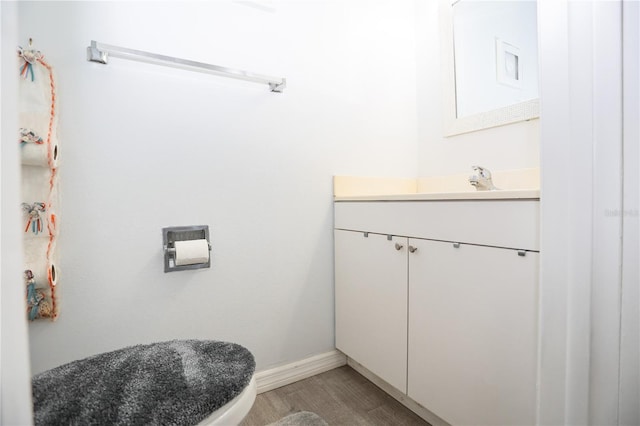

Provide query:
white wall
left=19, top=0, right=419, bottom=374
left=415, top=0, right=540, bottom=177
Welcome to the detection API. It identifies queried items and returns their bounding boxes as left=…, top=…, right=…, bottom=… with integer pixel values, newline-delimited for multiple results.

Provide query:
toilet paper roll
left=21, top=140, right=59, bottom=167
left=174, top=239, right=210, bottom=266
left=19, top=112, right=59, bottom=168
left=23, top=238, right=58, bottom=287
left=19, top=65, right=54, bottom=114
left=21, top=165, right=57, bottom=207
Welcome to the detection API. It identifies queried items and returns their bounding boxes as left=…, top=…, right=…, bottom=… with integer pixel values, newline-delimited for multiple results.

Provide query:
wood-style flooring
left=240, top=366, right=431, bottom=426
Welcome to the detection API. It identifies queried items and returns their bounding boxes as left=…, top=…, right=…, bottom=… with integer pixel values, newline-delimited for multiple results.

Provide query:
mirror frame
left=440, top=0, right=540, bottom=137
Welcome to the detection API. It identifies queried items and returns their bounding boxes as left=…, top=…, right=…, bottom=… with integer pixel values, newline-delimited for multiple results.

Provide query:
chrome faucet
left=469, top=166, right=498, bottom=191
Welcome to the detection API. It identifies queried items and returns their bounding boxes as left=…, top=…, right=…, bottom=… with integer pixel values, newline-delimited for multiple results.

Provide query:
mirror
left=440, top=0, right=539, bottom=136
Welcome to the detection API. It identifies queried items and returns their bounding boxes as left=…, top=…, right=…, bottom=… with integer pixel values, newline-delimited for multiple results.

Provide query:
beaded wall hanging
left=19, top=39, right=60, bottom=320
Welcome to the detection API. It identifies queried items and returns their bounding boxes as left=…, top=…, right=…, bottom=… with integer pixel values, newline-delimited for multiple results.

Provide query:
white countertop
left=335, top=189, right=540, bottom=201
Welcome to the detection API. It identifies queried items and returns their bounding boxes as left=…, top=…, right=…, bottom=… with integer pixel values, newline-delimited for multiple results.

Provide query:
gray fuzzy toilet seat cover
left=32, top=339, right=255, bottom=426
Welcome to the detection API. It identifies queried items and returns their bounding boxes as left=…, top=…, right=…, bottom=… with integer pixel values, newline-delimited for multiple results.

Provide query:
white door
left=407, top=238, right=539, bottom=426
left=335, top=230, right=408, bottom=392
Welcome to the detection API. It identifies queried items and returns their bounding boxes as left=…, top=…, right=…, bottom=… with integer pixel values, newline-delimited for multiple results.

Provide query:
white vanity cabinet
left=407, top=238, right=538, bottom=426
left=335, top=230, right=408, bottom=392
left=334, top=199, right=539, bottom=426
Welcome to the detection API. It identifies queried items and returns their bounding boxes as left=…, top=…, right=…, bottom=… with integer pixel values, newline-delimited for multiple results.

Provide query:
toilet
left=199, top=376, right=257, bottom=425
left=32, top=340, right=257, bottom=425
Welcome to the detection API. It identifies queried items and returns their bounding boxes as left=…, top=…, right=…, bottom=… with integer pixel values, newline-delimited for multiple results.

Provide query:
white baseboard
left=255, top=350, right=347, bottom=394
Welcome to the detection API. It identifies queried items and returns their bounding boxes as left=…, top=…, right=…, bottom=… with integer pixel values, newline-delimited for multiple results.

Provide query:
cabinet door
left=335, top=230, right=408, bottom=392
left=408, top=239, right=538, bottom=426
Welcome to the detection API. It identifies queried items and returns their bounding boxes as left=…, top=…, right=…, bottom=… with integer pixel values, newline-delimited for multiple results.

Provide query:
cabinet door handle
left=409, top=245, right=418, bottom=253
left=395, top=243, right=404, bottom=251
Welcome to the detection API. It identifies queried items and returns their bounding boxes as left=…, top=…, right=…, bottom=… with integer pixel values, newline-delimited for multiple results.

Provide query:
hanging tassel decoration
left=22, top=202, right=46, bottom=235
left=17, top=39, right=43, bottom=82
left=19, top=128, right=44, bottom=148
left=25, top=270, right=44, bottom=321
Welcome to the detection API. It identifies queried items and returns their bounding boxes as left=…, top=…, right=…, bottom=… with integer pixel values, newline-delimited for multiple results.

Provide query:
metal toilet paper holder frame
left=162, top=225, right=211, bottom=273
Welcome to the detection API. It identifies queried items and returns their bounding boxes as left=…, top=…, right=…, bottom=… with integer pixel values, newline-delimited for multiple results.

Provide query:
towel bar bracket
left=87, top=41, right=108, bottom=64
left=269, top=80, right=286, bottom=93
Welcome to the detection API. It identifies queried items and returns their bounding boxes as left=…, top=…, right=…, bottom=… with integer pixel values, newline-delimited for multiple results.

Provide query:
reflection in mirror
left=453, top=0, right=538, bottom=118
left=440, top=0, right=540, bottom=136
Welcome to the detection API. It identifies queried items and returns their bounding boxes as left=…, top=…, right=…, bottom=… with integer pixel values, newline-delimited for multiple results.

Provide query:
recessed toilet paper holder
left=162, top=225, right=211, bottom=273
